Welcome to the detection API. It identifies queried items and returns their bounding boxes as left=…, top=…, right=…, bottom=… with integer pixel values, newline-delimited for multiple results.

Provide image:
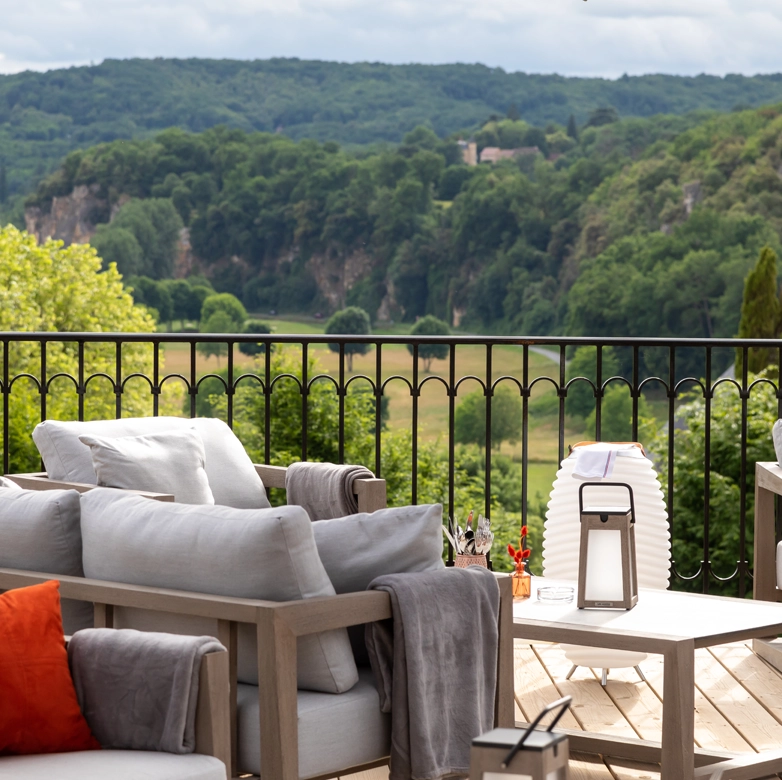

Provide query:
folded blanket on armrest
left=285, top=461, right=375, bottom=520
left=68, top=628, right=225, bottom=754
left=366, top=567, right=500, bottom=780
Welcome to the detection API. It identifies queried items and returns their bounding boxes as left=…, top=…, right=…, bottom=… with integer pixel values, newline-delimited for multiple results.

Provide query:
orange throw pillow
left=0, top=580, right=100, bottom=755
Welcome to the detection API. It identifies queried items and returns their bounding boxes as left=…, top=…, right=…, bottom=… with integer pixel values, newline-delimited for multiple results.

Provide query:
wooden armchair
left=5, top=462, right=388, bottom=513
left=0, top=568, right=514, bottom=780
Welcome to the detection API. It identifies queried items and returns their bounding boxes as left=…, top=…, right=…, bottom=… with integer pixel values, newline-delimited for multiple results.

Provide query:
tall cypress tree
left=736, top=245, right=779, bottom=375
left=566, top=114, right=579, bottom=140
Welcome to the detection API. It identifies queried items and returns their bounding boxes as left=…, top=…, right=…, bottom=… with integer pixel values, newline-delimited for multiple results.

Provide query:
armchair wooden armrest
left=0, top=568, right=512, bottom=780
left=3, top=472, right=174, bottom=502
left=253, top=463, right=387, bottom=513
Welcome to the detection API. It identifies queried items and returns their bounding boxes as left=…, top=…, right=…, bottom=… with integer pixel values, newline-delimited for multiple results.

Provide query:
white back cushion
left=79, top=488, right=358, bottom=693
left=33, top=416, right=270, bottom=509
left=79, top=428, right=214, bottom=504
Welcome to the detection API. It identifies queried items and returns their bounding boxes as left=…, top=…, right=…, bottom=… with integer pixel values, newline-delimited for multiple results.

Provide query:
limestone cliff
left=24, top=184, right=107, bottom=246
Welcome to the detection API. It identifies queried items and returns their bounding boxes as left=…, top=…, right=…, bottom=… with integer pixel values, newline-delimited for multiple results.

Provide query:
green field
left=160, top=317, right=579, bottom=492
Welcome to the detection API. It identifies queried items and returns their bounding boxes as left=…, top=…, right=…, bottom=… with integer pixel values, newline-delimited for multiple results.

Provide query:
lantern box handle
left=578, top=481, right=636, bottom=523
left=501, top=695, right=573, bottom=768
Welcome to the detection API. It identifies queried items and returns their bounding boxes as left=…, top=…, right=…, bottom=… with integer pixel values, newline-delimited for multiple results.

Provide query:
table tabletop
left=513, top=577, right=782, bottom=650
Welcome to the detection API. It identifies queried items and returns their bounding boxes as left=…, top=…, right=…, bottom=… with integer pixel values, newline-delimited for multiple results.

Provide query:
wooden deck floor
left=340, top=639, right=782, bottom=780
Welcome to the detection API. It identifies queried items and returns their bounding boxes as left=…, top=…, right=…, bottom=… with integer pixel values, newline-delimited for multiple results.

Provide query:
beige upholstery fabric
left=79, top=428, right=215, bottom=504
left=33, top=416, right=270, bottom=509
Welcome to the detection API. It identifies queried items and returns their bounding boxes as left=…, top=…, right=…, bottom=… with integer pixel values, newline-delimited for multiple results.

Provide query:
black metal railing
left=2, top=331, right=780, bottom=596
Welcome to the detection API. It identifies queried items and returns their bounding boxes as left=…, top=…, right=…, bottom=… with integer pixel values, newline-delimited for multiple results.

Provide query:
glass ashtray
left=537, top=586, right=574, bottom=603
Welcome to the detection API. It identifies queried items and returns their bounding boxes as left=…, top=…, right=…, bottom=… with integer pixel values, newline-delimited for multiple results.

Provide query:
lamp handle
left=501, top=695, right=573, bottom=768
left=578, top=481, right=636, bottom=523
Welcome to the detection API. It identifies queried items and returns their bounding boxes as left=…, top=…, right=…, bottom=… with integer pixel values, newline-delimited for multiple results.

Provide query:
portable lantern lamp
left=469, top=696, right=572, bottom=780
left=577, top=482, right=638, bottom=610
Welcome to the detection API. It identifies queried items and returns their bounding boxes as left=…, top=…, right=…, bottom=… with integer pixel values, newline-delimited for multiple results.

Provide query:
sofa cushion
left=33, top=416, right=270, bottom=509
left=0, top=487, right=92, bottom=634
left=236, top=668, right=390, bottom=779
left=79, top=428, right=215, bottom=505
left=312, top=503, right=445, bottom=664
left=312, top=503, right=445, bottom=593
left=0, top=581, right=100, bottom=756
left=0, top=751, right=227, bottom=780
left=79, top=488, right=359, bottom=694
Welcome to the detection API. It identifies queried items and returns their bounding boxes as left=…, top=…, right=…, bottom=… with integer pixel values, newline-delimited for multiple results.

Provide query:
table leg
left=662, top=639, right=695, bottom=780
left=754, top=482, right=777, bottom=602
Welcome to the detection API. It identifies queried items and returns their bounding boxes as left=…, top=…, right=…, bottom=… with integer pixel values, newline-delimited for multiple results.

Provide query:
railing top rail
left=0, top=332, right=781, bottom=349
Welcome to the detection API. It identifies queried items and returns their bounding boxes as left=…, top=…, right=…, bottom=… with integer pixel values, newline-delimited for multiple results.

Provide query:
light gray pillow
left=33, top=416, right=270, bottom=509
left=0, top=487, right=92, bottom=634
left=79, top=488, right=359, bottom=694
left=312, top=503, right=446, bottom=593
left=79, top=428, right=215, bottom=505
left=312, top=503, right=445, bottom=665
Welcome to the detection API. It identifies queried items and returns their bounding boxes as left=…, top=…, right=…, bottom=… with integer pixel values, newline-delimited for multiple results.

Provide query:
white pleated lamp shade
left=543, top=444, right=670, bottom=670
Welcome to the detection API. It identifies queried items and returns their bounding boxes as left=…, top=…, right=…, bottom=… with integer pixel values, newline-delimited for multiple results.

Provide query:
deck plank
left=634, top=647, right=753, bottom=754
left=710, top=642, right=782, bottom=728
left=533, top=643, right=640, bottom=739
left=693, top=645, right=782, bottom=752
left=338, top=767, right=388, bottom=780
left=514, top=640, right=582, bottom=729
left=569, top=751, right=619, bottom=780
left=605, top=760, right=661, bottom=779
left=587, top=664, right=663, bottom=744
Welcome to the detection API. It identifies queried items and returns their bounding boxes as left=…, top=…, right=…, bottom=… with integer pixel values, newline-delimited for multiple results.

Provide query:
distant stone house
left=479, top=146, right=540, bottom=164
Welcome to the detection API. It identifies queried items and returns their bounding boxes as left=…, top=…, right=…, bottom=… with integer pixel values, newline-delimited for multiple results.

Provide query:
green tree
left=649, top=373, right=777, bottom=594
left=454, top=385, right=523, bottom=449
left=585, top=384, right=652, bottom=442
left=0, top=226, right=156, bottom=471
left=0, top=158, right=7, bottom=204
left=406, top=315, right=450, bottom=372
left=736, top=246, right=780, bottom=375
left=161, top=279, right=196, bottom=329
left=91, top=226, right=144, bottom=277
left=566, top=114, right=579, bottom=140
left=566, top=346, right=620, bottom=419
left=127, top=277, right=173, bottom=324
left=324, top=306, right=372, bottom=371
left=507, top=103, right=520, bottom=121
left=200, top=293, right=247, bottom=330
left=239, top=319, right=273, bottom=356
left=198, top=310, right=234, bottom=366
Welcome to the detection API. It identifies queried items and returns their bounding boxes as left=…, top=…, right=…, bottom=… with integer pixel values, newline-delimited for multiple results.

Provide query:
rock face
left=25, top=184, right=106, bottom=246
left=307, top=248, right=374, bottom=310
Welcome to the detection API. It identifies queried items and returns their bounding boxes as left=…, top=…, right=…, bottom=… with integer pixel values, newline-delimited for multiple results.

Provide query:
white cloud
left=0, top=0, right=779, bottom=77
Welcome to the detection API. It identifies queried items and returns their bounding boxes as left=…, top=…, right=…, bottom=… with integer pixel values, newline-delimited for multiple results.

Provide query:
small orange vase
left=512, top=564, right=531, bottom=600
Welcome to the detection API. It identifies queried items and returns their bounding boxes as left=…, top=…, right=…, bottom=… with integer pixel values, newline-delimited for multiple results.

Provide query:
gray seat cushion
left=236, top=668, right=390, bottom=779
left=0, top=751, right=226, bottom=780
left=33, top=416, right=270, bottom=509
left=79, top=488, right=359, bottom=694
left=0, top=486, right=92, bottom=635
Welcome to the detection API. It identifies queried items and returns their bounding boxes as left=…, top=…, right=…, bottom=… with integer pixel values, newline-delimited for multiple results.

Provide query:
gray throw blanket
left=68, top=628, right=225, bottom=753
left=286, top=461, right=375, bottom=520
left=366, top=567, right=500, bottom=780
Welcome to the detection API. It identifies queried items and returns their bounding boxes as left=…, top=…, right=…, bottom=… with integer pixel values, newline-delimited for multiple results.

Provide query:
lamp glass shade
left=584, top=528, right=624, bottom=602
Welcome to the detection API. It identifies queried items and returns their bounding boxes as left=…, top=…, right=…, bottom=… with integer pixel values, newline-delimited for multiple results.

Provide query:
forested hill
left=24, top=104, right=782, bottom=364
left=4, top=57, right=782, bottom=195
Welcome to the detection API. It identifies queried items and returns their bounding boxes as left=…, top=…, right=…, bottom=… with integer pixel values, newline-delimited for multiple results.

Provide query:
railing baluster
left=411, top=343, right=419, bottom=505
left=703, top=348, right=712, bottom=594
left=739, top=346, right=749, bottom=597
left=484, top=344, right=492, bottom=521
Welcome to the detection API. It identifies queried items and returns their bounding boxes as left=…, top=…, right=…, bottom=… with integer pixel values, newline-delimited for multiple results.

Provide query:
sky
left=0, top=0, right=780, bottom=79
